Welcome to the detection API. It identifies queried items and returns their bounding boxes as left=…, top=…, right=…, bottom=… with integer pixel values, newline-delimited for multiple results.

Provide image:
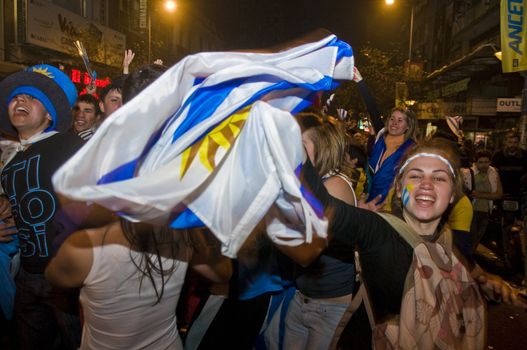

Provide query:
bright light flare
left=386, top=0, right=395, bottom=5
left=164, top=0, right=177, bottom=12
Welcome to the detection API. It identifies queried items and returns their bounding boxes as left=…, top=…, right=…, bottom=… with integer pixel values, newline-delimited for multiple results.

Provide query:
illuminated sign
left=69, top=69, right=110, bottom=88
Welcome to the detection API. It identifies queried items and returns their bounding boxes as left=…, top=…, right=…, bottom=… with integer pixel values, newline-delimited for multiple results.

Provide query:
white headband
left=398, top=152, right=456, bottom=178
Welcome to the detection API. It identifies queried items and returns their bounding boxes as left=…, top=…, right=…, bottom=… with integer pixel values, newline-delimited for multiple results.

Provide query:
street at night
left=1, top=1, right=527, bottom=349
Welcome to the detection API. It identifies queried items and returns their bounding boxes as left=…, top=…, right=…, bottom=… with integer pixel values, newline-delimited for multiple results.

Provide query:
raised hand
left=86, top=77, right=96, bottom=95
left=123, top=49, right=135, bottom=74
left=352, top=66, right=363, bottom=83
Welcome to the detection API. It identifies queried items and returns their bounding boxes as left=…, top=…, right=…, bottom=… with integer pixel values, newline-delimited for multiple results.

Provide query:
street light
left=385, top=0, right=414, bottom=66
left=148, top=0, right=177, bottom=63
left=164, top=0, right=177, bottom=12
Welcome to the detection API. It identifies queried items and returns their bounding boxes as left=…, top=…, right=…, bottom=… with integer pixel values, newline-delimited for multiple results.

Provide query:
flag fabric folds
left=445, top=115, right=464, bottom=143
left=52, top=35, right=354, bottom=257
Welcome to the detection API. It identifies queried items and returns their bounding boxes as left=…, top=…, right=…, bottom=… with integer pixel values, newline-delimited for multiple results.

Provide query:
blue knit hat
left=0, top=64, right=78, bottom=136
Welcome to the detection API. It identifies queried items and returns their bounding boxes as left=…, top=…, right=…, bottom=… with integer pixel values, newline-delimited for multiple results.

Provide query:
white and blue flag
left=52, top=35, right=354, bottom=257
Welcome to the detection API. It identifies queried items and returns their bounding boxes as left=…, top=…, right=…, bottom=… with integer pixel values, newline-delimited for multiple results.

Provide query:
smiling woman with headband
left=300, top=137, right=527, bottom=348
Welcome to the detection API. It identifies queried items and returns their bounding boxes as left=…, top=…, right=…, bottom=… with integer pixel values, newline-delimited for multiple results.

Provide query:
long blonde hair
left=296, top=112, right=351, bottom=176
left=385, top=107, right=417, bottom=141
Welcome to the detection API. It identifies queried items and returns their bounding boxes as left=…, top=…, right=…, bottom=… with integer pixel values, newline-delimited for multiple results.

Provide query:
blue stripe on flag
left=171, top=78, right=246, bottom=143
left=170, top=207, right=205, bottom=229
left=295, top=163, right=325, bottom=219
left=97, top=117, right=173, bottom=184
left=97, top=159, right=139, bottom=184
left=194, top=77, right=206, bottom=85
left=97, top=39, right=350, bottom=185
left=172, top=75, right=337, bottom=146
left=291, top=91, right=317, bottom=115
left=328, top=37, right=353, bottom=63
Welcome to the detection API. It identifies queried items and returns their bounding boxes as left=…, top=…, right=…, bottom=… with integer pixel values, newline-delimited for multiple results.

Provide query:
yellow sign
left=501, top=0, right=527, bottom=72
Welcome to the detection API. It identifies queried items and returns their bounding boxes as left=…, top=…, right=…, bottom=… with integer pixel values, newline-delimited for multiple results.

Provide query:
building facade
left=1, top=0, right=224, bottom=91
left=409, top=0, right=524, bottom=149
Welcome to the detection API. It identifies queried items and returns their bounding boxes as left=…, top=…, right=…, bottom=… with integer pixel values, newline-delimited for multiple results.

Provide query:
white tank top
left=79, top=244, right=188, bottom=350
left=322, top=171, right=358, bottom=206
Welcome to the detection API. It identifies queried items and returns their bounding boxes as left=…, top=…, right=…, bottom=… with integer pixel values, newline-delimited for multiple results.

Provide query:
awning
left=425, top=43, right=501, bottom=85
left=0, top=61, right=25, bottom=78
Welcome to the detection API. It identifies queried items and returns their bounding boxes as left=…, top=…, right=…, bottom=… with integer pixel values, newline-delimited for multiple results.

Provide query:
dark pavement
left=476, top=230, right=527, bottom=350
left=487, top=301, right=527, bottom=349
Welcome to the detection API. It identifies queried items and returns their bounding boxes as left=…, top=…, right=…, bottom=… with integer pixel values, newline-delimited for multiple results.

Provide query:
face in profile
left=397, top=154, right=455, bottom=225
left=302, top=129, right=316, bottom=165
left=100, top=89, right=123, bottom=117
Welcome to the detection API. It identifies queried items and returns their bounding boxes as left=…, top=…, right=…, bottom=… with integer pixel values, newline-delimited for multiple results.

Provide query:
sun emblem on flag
left=179, top=106, right=250, bottom=179
left=31, top=67, right=55, bottom=79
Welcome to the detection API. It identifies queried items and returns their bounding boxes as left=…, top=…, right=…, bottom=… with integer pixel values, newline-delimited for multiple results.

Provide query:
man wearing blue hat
left=0, top=64, right=83, bottom=349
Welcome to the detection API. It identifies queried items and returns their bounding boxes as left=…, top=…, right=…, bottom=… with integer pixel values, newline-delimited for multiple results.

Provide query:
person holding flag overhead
left=44, top=31, right=355, bottom=349
left=51, top=31, right=354, bottom=257
left=0, top=64, right=84, bottom=349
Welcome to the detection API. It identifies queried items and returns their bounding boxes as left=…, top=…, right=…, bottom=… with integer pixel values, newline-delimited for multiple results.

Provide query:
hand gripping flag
left=52, top=35, right=354, bottom=257
left=446, top=115, right=464, bottom=143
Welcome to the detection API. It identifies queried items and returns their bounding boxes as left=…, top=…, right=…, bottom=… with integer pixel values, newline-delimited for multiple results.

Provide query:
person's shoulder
left=83, top=221, right=126, bottom=248
left=324, top=175, right=355, bottom=205
left=488, top=166, right=499, bottom=175
left=43, top=132, right=85, bottom=157
left=325, top=174, right=351, bottom=190
left=455, top=194, right=472, bottom=208
left=53, top=132, right=84, bottom=145
left=491, top=150, right=504, bottom=160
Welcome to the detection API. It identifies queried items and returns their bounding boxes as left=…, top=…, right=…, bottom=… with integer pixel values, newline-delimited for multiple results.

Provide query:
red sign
left=69, top=69, right=111, bottom=88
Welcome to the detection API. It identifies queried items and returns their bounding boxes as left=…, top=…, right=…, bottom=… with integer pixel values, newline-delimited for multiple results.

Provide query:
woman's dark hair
left=122, top=64, right=168, bottom=103
left=296, top=112, right=323, bottom=132
left=473, top=149, right=492, bottom=162
left=120, top=219, right=181, bottom=304
left=75, top=93, right=101, bottom=116
left=347, top=143, right=367, bottom=169
left=430, top=129, right=458, bottom=143
left=99, top=75, right=125, bottom=102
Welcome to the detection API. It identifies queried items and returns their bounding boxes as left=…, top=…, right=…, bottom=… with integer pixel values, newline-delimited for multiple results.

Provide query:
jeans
left=15, top=268, right=81, bottom=350
left=283, top=290, right=351, bottom=350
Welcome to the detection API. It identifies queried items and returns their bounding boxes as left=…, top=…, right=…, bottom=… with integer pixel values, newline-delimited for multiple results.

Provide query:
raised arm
left=298, top=159, right=384, bottom=250
left=123, top=49, right=135, bottom=75
left=353, top=67, right=383, bottom=135
left=189, top=229, right=233, bottom=284
left=471, top=264, right=527, bottom=309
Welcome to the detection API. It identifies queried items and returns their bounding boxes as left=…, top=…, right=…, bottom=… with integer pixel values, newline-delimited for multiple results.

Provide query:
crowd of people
left=0, top=35, right=527, bottom=350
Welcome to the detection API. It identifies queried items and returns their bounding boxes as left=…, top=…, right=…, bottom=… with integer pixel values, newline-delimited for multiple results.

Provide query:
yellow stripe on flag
left=179, top=106, right=251, bottom=179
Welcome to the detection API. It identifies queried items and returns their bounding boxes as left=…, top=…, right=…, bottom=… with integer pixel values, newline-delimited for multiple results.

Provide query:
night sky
left=192, top=0, right=410, bottom=52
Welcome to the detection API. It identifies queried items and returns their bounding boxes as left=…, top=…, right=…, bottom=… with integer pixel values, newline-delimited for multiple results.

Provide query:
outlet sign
left=497, top=98, right=522, bottom=113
